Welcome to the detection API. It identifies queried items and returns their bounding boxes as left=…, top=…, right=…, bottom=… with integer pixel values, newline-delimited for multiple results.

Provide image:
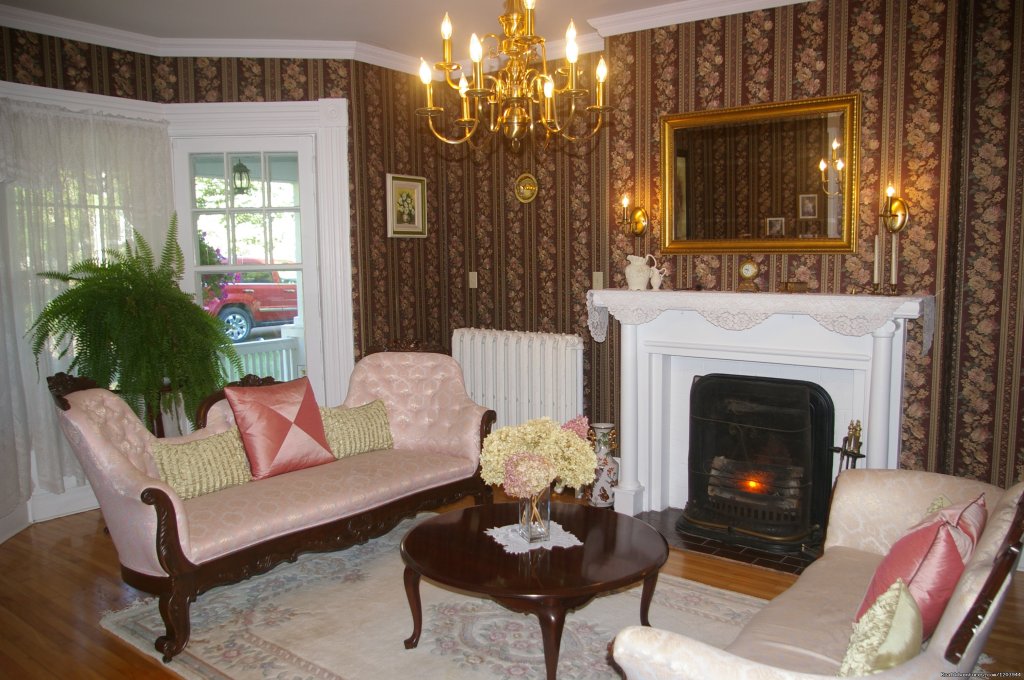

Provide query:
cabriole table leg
left=402, top=566, right=422, bottom=649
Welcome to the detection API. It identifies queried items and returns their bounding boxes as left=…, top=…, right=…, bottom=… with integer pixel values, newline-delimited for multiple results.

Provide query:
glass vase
left=517, top=485, right=552, bottom=543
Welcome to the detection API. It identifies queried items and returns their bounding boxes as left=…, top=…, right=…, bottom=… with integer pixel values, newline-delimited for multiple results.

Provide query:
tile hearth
left=636, top=507, right=816, bottom=575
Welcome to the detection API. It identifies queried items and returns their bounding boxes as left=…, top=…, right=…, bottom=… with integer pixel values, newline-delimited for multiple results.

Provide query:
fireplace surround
left=587, top=289, right=931, bottom=515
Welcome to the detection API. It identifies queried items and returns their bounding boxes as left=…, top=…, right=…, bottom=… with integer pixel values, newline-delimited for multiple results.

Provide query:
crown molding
left=0, top=5, right=416, bottom=71
left=1, top=1, right=786, bottom=77
left=0, top=5, right=163, bottom=54
left=588, top=0, right=804, bottom=37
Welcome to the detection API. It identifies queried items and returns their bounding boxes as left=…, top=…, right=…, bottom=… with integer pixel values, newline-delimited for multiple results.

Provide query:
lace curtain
left=0, top=98, right=171, bottom=518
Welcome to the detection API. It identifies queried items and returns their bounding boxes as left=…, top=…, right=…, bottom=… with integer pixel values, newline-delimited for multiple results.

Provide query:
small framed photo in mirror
left=798, top=194, right=818, bottom=219
left=765, top=217, right=785, bottom=237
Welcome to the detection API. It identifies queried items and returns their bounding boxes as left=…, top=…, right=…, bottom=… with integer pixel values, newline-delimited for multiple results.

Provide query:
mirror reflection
left=661, top=94, right=860, bottom=254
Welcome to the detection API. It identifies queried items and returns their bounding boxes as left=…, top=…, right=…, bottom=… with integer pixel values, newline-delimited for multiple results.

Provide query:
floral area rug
left=101, top=515, right=766, bottom=680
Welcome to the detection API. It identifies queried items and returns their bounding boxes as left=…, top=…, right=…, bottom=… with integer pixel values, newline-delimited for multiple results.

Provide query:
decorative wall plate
left=514, top=173, right=539, bottom=203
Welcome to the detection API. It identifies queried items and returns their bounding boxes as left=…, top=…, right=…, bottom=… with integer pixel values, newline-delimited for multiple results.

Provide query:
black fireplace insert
left=676, top=373, right=835, bottom=553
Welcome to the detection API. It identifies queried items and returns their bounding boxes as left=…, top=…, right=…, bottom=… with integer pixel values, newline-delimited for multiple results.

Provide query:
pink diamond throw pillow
left=224, top=376, right=335, bottom=480
left=854, top=494, right=987, bottom=639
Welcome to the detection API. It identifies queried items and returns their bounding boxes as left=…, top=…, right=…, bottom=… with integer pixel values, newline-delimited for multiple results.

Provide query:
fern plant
left=29, top=215, right=242, bottom=432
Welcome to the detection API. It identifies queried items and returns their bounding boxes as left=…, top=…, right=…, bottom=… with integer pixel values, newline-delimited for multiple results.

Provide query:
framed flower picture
left=386, top=174, right=427, bottom=238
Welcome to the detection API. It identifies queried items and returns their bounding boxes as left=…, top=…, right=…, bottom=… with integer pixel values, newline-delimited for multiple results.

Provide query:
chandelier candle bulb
left=440, top=13, right=452, bottom=64
left=523, top=0, right=535, bottom=35
left=470, top=33, right=484, bottom=89
left=596, top=57, right=608, bottom=107
left=565, top=21, right=579, bottom=89
left=543, top=80, right=554, bottom=121
left=458, top=76, right=470, bottom=120
left=419, top=60, right=434, bottom=108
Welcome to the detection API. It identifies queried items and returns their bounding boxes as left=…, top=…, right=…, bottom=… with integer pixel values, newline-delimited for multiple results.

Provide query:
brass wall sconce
left=620, top=195, right=648, bottom=236
left=881, top=184, right=910, bottom=233
left=232, top=160, right=252, bottom=195
left=873, top=184, right=911, bottom=294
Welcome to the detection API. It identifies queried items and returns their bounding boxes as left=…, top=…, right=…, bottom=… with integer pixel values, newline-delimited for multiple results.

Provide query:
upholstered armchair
left=613, top=469, right=1024, bottom=679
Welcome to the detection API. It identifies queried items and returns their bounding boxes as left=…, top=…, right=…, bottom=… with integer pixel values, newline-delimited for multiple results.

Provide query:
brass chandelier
left=417, top=0, right=610, bottom=150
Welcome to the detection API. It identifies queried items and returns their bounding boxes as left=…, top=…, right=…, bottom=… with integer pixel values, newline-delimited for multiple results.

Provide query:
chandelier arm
left=443, top=70, right=465, bottom=90
left=551, top=113, right=604, bottom=143
left=425, top=116, right=480, bottom=145
left=480, top=98, right=502, bottom=134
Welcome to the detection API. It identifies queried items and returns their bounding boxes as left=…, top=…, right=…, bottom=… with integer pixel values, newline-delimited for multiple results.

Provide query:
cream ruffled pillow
left=840, top=578, right=923, bottom=676
left=152, top=428, right=253, bottom=500
left=319, top=400, right=393, bottom=459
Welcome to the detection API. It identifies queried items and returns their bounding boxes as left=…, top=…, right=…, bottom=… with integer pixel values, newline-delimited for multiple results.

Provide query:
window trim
left=164, top=100, right=354, bottom=405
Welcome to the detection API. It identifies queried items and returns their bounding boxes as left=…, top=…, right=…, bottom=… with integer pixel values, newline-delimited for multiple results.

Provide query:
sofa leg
left=155, top=586, right=193, bottom=662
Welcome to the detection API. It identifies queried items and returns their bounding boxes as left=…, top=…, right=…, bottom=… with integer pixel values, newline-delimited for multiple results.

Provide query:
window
left=174, top=137, right=320, bottom=387
left=190, top=151, right=303, bottom=343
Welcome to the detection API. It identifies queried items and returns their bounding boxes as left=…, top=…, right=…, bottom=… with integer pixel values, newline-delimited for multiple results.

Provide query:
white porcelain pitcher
left=625, top=254, right=657, bottom=290
left=650, top=266, right=667, bottom=290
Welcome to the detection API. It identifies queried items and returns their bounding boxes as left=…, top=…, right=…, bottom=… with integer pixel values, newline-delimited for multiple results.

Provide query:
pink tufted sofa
left=48, top=351, right=495, bottom=663
left=613, top=469, right=1024, bottom=679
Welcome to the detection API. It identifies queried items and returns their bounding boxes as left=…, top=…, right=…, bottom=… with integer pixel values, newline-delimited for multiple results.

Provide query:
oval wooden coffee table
left=400, top=502, right=669, bottom=680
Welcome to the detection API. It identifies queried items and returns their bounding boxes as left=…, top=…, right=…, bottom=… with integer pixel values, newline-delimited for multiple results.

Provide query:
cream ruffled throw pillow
left=319, top=400, right=393, bottom=459
left=840, top=578, right=923, bottom=676
left=152, top=427, right=253, bottom=500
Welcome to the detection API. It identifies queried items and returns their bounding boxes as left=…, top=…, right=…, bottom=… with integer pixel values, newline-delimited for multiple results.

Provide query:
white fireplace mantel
left=587, top=289, right=934, bottom=516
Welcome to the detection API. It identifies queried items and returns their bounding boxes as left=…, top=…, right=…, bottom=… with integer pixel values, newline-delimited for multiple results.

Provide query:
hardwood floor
left=0, top=504, right=1021, bottom=678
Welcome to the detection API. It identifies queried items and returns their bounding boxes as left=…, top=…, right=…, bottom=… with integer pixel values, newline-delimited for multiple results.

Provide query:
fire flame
left=744, top=478, right=763, bottom=492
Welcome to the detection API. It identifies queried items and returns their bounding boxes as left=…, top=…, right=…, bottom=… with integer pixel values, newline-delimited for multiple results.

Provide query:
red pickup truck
left=203, top=270, right=298, bottom=342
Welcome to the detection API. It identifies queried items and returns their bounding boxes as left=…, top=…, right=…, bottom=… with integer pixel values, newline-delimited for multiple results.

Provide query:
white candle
left=873, top=234, right=881, bottom=285
left=890, top=232, right=898, bottom=287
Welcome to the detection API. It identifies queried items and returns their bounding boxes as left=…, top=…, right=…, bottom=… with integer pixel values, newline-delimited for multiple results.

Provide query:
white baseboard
left=29, top=483, right=98, bottom=523
left=0, top=504, right=30, bottom=544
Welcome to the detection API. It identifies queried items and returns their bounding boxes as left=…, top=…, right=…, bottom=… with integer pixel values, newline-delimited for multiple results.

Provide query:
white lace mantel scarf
left=586, top=289, right=935, bottom=354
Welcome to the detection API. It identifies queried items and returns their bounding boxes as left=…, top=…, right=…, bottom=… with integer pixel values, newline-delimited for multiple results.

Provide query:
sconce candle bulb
left=620, top=194, right=648, bottom=237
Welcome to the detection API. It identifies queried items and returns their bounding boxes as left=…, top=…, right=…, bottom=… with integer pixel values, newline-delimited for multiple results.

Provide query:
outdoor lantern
left=232, top=160, right=252, bottom=195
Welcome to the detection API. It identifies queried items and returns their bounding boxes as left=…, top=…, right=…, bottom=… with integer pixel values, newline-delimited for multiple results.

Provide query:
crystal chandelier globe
left=417, top=0, right=610, bottom=151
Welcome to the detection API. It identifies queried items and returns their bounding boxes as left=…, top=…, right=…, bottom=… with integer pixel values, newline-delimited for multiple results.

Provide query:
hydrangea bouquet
left=481, top=416, right=597, bottom=493
left=480, top=416, right=597, bottom=541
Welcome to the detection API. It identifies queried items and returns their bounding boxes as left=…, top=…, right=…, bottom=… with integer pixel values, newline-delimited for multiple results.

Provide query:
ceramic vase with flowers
left=480, top=415, right=597, bottom=543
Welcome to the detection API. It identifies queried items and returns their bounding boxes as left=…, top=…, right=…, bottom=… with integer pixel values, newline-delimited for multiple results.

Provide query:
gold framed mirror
left=661, top=94, right=860, bottom=254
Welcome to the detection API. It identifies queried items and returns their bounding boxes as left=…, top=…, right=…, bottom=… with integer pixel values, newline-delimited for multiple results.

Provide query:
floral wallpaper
left=1, top=0, right=1021, bottom=487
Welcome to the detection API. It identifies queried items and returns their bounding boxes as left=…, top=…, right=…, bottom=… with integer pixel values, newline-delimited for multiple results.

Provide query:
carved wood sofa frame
left=48, top=370, right=496, bottom=663
left=945, top=488, right=1024, bottom=664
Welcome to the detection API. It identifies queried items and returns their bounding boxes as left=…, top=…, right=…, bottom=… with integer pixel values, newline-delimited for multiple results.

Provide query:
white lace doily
left=587, top=289, right=934, bottom=353
left=485, top=521, right=583, bottom=554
